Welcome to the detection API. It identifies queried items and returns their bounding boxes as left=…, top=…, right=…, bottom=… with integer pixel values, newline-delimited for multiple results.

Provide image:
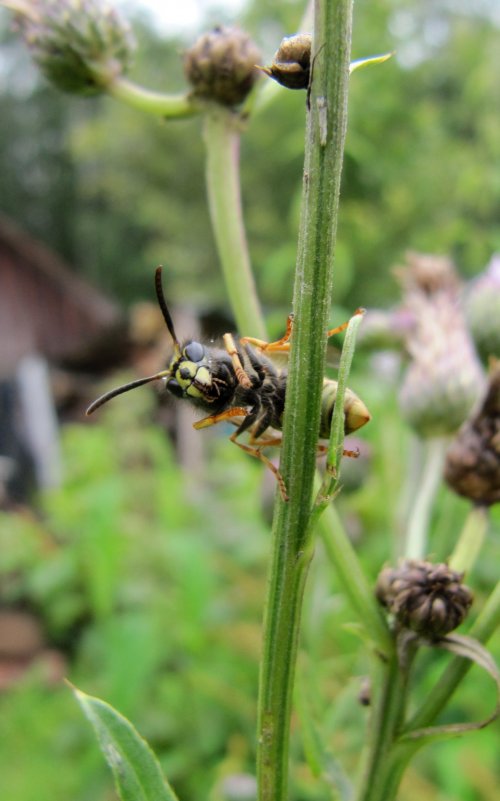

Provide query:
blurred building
left=0, top=214, right=124, bottom=503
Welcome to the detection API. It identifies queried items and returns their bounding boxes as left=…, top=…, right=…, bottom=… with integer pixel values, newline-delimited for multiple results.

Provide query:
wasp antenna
left=155, top=266, right=180, bottom=349
left=86, top=370, right=170, bottom=416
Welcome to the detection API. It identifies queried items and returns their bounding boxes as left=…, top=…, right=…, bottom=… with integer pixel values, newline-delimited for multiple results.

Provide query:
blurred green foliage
left=0, top=0, right=500, bottom=799
left=1, top=1, right=499, bottom=312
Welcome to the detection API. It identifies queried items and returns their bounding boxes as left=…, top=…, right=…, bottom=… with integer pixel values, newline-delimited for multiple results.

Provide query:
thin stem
left=256, top=1, right=354, bottom=798
left=318, top=501, right=392, bottom=656
left=405, top=578, right=500, bottom=732
left=354, top=648, right=410, bottom=801
left=449, top=505, right=489, bottom=574
left=405, top=437, right=447, bottom=559
left=203, top=107, right=266, bottom=338
left=108, top=77, right=198, bottom=118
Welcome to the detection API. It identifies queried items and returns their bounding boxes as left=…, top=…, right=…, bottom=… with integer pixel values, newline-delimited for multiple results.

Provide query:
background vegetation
left=0, top=0, right=499, bottom=799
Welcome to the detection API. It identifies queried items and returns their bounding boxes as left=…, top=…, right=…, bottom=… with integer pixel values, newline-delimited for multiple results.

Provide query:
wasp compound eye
left=184, top=342, right=205, bottom=362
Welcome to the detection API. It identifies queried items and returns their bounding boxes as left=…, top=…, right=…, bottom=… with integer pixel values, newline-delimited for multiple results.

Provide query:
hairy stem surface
left=256, top=2, right=354, bottom=799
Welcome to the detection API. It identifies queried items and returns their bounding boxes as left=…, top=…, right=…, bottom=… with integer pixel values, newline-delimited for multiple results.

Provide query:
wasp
left=87, top=267, right=371, bottom=500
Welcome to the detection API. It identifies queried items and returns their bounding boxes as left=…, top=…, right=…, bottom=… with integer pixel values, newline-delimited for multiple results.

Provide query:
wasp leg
left=343, top=446, right=360, bottom=458
left=248, top=433, right=283, bottom=449
left=241, top=309, right=366, bottom=355
left=240, top=314, right=294, bottom=354
left=230, top=429, right=289, bottom=502
left=223, top=333, right=252, bottom=388
left=193, top=406, right=249, bottom=430
left=326, top=308, right=365, bottom=339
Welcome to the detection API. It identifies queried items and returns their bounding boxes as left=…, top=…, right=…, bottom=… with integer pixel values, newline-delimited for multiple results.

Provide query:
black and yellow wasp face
left=166, top=341, right=212, bottom=400
left=164, top=339, right=237, bottom=409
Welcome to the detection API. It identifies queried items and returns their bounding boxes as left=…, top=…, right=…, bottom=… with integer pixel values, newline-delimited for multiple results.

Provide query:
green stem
left=108, top=76, right=198, bottom=118
left=405, top=436, right=447, bottom=559
left=256, top=1, right=354, bottom=798
left=203, top=107, right=266, bottom=338
left=317, top=501, right=392, bottom=655
left=404, top=578, right=500, bottom=732
left=449, top=505, right=489, bottom=574
left=354, top=647, right=410, bottom=801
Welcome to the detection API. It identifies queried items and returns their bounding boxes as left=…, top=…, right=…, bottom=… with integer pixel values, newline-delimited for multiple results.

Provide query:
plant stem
left=405, top=578, right=500, bottom=732
left=108, top=77, right=198, bottom=117
left=405, top=436, right=447, bottom=559
left=449, top=505, right=489, bottom=574
left=354, top=648, right=411, bottom=801
left=317, top=501, right=392, bottom=656
left=256, top=1, right=353, bottom=798
left=203, top=107, right=266, bottom=338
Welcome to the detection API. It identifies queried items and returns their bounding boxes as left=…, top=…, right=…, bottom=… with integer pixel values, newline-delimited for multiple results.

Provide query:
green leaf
left=349, top=52, right=394, bottom=74
left=70, top=684, right=180, bottom=801
left=399, top=634, right=500, bottom=745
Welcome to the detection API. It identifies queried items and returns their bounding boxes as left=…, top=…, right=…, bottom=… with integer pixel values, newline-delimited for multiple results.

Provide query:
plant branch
left=108, top=77, right=198, bottom=118
left=405, top=436, right=447, bottom=559
left=256, top=1, right=354, bottom=798
left=203, top=107, right=266, bottom=338
left=449, top=505, right=489, bottom=574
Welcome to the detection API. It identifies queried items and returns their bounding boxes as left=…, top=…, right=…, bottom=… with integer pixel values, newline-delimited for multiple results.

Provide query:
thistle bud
left=13, top=0, right=134, bottom=95
left=397, top=252, right=484, bottom=437
left=444, top=360, right=500, bottom=506
left=259, top=33, right=312, bottom=90
left=376, top=560, right=473, bottom=639
left=464, top=254, right=500, bottom=361
left=184, top=26, right=261, bottom=107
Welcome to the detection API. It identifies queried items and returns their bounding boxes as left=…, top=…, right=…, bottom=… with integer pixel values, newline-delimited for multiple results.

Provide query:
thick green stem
left=203, top=107, right=266, bottom=338
left=108, top=77, right=198, bottom=117
left=256, top=1, right=353, bottom=799
left=405, top=437, right=447, bottom=559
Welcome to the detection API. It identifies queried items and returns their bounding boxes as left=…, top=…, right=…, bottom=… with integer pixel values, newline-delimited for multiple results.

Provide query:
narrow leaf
left=70, top=684, right=180, bottom=801
left=399, top=634, right=500, bottom=745
left=350, top=53, right=394, bottom=74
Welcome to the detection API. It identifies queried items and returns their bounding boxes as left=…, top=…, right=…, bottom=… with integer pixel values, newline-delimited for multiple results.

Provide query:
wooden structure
left=0, top=214, right=124, bottom=500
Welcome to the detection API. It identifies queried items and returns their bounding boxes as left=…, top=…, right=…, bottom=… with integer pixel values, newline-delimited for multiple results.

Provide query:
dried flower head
left=397, top=252, right=484, bottom=437
left=13, top=0, right=134, bottom=95
left=394, top=251, right=460, bottom=296
left=444, top=360, right=500, bottom=506
left=465, top=254, right=500, bottom=362
left=376, top=560, right=473, bottom=639
left=259, top=33, right=312, bottom=90
left=184, top=26, right=261, bottom=107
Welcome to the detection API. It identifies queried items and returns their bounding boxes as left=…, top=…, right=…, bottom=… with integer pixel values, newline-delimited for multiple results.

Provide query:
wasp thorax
left=184, top=26, right=261, bottom=107
left=260, top=33, right=312, bottom=90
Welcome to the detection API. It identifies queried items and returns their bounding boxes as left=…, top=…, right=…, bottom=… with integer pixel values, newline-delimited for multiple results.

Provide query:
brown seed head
left=444, top=360, right=500, bottom=506
left=376, top=559, right=473, bottom=639
left=259, top=33, right=312, bottom=90
left=184, top=26, right=261, bottom=107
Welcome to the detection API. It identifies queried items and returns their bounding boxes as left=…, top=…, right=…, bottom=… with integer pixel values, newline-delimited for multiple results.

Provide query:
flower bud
left=259, top=33, right=312, bottom=90
left=464, top=254, right=500, bottom=361
left=397, top=252, right=484, bottom=437
left=184, top=26, right=261, bottom=107
left=444, top=360, right=500, bottom=506
left=14, top=0, right=134, bottom=95
left=376, top=560, right=473, bottom=639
